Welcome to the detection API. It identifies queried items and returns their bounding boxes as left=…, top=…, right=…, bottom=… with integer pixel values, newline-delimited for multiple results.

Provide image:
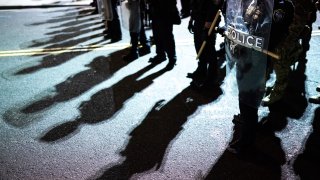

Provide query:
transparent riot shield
left=102, top=0, right=113, bottom=21
left=225, top=0, right=274, bottom=108
left=120, top=0, right=141, bottom=32
left=120, top=0, right=130, bottom=30
left=97, top=0, right=103, bottom=14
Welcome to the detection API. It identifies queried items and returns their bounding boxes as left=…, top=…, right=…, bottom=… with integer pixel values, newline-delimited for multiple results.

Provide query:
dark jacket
left=190, top=0, right=221, bottom=22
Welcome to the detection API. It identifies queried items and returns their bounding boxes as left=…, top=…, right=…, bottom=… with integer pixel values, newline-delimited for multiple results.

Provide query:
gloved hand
left=215, top=26, right=226, bottom=36
left=188, top=20, right=194, bottom=34
left=300, top=25, right=311, bottom=39
left=316, top=0, right=320, bottom=11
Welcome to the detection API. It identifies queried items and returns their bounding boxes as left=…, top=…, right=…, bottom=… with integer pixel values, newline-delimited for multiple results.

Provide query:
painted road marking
left=0, top=40, right=194, bottom=57
left=1, top=30, right=320, bottom=58
left=312, top=30, right=320, bottom=36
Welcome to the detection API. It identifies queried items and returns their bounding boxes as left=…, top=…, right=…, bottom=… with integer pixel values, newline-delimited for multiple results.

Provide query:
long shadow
left=91, top=86, right=223, bottom=180
left=26, top=7, right=98, bottom=26
left=204, top=104, right=287, bottom=179
left=39, top=63, right=168, bottom=142
left=205, top=96, right=289, bottom=179
left=15, top=31, right=104, bottom=75
left=204, top=60, right=309, bottom=180
left=21, top=49, right=129, bottom=114
left=46, top=21, right=102, bottom=35
left=293, top=107, right=320, bottom=180
left=15, top=8, right=104, bottom=75
left=3, top=48, right=130, bottom=128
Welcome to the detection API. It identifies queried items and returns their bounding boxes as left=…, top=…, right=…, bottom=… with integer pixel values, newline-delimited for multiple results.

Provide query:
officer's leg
left=228, top=101, right=258, bottom=155
left=262, top=59, right=290, bottom=106
left=205, top=33, right=218, bottom=87
left=123, top=32, right=139, bottom=62
left=138, top=12, right=151, bottom=56
left=149, top=18, right=166, bottom=63
left=301, top=24, right=312, bottom=59
left=163, top=23, right=177, bottom=69
left=108, top=0, right=122, bottom=42
left=187, top=21, right=207, bottom=79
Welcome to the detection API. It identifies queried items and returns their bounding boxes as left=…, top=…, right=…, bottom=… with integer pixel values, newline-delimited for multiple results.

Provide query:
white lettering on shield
left=227, top=26, right=264, bottom=50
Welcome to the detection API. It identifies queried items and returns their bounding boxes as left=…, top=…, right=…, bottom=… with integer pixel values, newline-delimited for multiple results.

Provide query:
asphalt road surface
left=1, top=6, right=320, bottom=180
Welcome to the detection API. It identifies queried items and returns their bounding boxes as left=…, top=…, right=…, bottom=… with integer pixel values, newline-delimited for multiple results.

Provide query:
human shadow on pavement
left=15, top=8, right=105, bottom=75
left=15, top=31, right=104, bottom=75
left=39, top=63, right=168, bottom=142
left=205, top=111, right=286, bottom=180
left=293, top=107, right=320, bottom=180
left=26, top=7, right=98, bottom=26
left=3, top=48, right=130, bottom=128
left=22, top=49, right=130, bottom=114
left=91, top=86, right=223, bottom=180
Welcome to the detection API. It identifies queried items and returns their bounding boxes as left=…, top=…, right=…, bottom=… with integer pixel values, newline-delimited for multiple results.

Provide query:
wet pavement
left=1, top=1, right=320, bottom=180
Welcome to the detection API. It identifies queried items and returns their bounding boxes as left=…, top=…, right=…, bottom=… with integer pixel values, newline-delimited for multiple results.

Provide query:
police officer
left=187, top=0, right=222, bottom=88
left=308, top=0, right=320, bottom=104
left=227, top=0, right=295, bottom=155
left=148, top=0, right=180, bottom=70
left=299, top=0, right=317, bottom=59
left=261, top=0, right=309, bottom=106
left=122, top=0, right=151, bottom=62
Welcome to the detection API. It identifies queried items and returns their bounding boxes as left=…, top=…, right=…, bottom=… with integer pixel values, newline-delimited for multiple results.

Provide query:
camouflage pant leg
left=272, top=57, right=291, bottom=97
left=272, top=40, right=302, bottom=97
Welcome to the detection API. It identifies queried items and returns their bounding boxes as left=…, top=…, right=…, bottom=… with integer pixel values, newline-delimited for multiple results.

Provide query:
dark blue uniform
left=187, top=0, right=222, bottom=88
left=148, top=0, right=180, bottom=69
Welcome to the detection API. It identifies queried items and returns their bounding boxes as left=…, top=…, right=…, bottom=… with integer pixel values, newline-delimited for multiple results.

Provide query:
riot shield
left=102, top=0, right=113, bottom=21
left=120, top=0, right=141, bottom=32
left=224, top=0, right=274, bottom=108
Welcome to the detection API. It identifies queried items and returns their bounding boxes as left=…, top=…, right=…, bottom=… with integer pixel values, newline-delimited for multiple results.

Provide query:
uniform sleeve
left=205, top=0, right=221, bottom=22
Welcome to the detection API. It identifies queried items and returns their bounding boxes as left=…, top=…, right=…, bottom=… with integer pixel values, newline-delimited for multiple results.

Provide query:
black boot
left=149, top=54, right=166, bottom=64
left=187, top=60, right=207, bottom=79
left=108, top=19, right=122, bottom=43
left=139, top=44, right=151, bottom=56
left=165, top=56, right=177, bottom=70
left=227, top=103, right=258, bottom=156
left=138, top=22, right=151, bottom=56
left=188, top=62, right=207, bottom=88
left=205, top=60, right=219, bottom=88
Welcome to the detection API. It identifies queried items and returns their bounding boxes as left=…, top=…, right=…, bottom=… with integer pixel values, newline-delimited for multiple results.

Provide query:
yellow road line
left=312, top=30, right=320, bottom=36
left=0, top=41, right=194, bottom=57
left=0, top=43, right=129, bottom=54
left=0, top=44, right=130, bottom=57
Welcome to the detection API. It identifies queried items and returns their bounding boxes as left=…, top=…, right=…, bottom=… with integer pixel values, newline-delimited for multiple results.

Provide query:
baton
left=261, top=49, right=280, bottom=60
left=196, top=10, right=221, bottom=60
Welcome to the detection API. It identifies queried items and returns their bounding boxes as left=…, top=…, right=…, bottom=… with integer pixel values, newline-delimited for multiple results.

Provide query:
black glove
left=316, top=1, right=320, bottom=11
left=188, top=20, right=194, bottom=34
left=215, top=26, right=226, bottom=36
